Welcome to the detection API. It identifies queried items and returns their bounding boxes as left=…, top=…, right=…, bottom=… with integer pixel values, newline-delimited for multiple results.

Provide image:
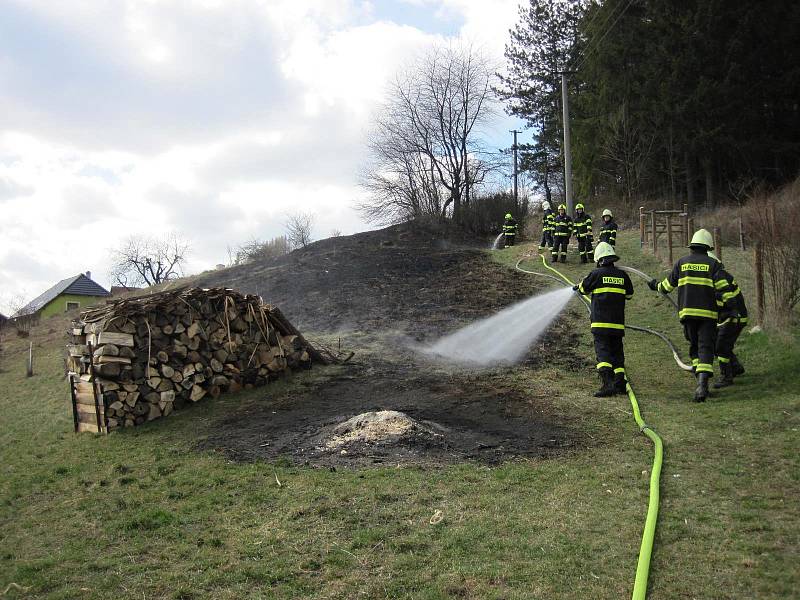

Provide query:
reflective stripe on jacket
left=598, top=220, right=617, bottom=245
left=552, top=214, right=573, bottom=237
left=503, top=218, right=518, bottom=236
left=578, top=265, right=634, bottom=336
left=573, top=213, right=592, bottom=237
left=658, top=251, right=727, bottom=321
left=542, top=209, right=554, bottom=231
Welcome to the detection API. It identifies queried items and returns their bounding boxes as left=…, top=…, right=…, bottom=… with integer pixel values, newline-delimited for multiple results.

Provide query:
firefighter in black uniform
left=708, top=251, right=748, bottom=388
left=598, top=209, right=618, bottom=247
left=503, top=212, right=518, bottom=247
left=648, top=229, right=732, bottom=402
left=573, top=203, right=594, bottom=263
left=538, top=201, right=554, bottom=253
left=575, top=242, right=635, bottom=397
left=551, top=204, right=573, bottom=263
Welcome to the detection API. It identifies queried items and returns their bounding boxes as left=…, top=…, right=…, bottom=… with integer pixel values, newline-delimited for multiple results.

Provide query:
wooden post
left=738, top=217, right=746, bottom=250
left=683, top=203, right=689, bottom=245
left=713, top=227, right=722, bottom=261
left=87, top=342, right=103, bottom=434
left=651, top=211, right=657, bottom=257
left=666, top=214, right=674, bottom=265
left=69, top=374, right=79, bottom=433
left=639, top=206, right=645, bottom=248
left=26, top=342, right=33, bottom=377
left=688, top=217, right=695, bottom=243
left=754, top=242, right=765, bottom=325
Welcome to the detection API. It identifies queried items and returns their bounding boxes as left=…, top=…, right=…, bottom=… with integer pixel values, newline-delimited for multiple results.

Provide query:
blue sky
left=0, top=0, right=528, bottom=313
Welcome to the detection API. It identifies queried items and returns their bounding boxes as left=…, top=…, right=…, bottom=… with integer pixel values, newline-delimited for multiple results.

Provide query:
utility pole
left=510, top=129, right=521, bottom=207
left=560, top=72, right=574, bottom=214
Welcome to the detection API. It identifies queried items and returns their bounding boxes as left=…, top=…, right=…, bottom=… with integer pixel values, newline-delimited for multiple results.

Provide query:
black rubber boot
left=731, top=356, right=745, bottom=377
left=694, top=372, right=710, bottom=402
left=594, top=369, right=615, bottom=397
left=714, top=363, right=734, bottom=388
left=580, top=254, right=587, bottom=264
left=551, top=254, right=558, bottom=264
left=613, top=371, right=627, bottom=395
left=560, top=254, right=566, bottom=263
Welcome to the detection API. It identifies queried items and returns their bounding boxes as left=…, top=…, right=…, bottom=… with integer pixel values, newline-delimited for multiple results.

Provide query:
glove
left=572, top=285, right=579, bottom=291
left=647, top=279, right=658, bottom=291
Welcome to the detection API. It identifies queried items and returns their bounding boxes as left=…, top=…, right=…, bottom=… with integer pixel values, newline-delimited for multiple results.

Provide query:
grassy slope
left=1, top=233, right=798, bottom=599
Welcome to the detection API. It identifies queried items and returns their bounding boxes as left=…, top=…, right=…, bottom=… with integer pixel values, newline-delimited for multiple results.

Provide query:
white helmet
left=542, top=201, right=551, bottom=210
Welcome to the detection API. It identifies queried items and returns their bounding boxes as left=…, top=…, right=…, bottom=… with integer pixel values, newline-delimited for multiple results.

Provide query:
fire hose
left=515, top=255, right=668, bottom=600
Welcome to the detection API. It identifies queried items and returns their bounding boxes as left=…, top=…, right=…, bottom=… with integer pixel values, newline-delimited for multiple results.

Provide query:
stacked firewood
left=67, top=287, right=323, bottom=433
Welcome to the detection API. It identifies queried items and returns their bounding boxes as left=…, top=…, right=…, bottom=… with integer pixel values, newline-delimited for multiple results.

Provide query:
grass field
left=1, top=232, right=798, bottom=599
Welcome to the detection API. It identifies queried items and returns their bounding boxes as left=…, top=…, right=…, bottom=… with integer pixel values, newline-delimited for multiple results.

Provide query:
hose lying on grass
left=515, top=255, right=668, bottom=600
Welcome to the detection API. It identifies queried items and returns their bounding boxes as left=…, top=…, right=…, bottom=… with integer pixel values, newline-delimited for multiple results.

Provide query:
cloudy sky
left=0, top=0, right=527, bottom=313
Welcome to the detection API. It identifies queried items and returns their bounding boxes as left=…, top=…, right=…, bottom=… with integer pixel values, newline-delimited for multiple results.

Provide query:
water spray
left=491, top=233, right=505, bottom=250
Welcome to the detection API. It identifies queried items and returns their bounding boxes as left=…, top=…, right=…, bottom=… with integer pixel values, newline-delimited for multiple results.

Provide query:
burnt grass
left=196, top=222, right=586, bottom=467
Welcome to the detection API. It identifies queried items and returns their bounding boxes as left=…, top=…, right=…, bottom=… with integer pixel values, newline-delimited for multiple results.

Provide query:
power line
left=574, top=0, right=636, bottom=72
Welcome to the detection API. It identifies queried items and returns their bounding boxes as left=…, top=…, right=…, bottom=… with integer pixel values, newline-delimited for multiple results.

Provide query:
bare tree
left=109, top=233, right=190, bottom=287
left=286, top=212, right=315, bottom=249
left=358, top=42, right=498, bottom=224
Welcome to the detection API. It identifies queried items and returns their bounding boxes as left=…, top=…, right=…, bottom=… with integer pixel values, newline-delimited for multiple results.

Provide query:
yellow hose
left=518, top=254, right=664, bottom=599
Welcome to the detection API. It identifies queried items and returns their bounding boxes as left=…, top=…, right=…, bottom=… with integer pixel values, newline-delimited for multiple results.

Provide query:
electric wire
left=574, top=0, right=637, bottom=73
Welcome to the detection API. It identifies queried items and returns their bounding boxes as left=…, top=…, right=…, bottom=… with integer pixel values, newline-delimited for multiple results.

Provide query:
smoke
left=420, top=286, right=574, bottom=367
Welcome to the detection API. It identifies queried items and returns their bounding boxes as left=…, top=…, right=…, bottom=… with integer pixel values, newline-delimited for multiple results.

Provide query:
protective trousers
left=551, top=237, right=569, bottom=261
left=539, top=230, right=553, bottom=251
left=577, top=236, right=593, bottom=262
left=683, top=318, right=717, bottom=375
left=504, top=233, right=515, bottom=247
left=716, top=321, right=745, bottom=364
left=593, top=332, right=625, bottom=377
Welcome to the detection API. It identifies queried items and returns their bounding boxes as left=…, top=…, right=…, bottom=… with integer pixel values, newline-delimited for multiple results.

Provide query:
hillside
left=0, top=229, right=797, bottom=599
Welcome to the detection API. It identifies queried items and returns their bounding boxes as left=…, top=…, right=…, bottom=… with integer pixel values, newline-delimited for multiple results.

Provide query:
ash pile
left=67, top=287, right=322, bottom=433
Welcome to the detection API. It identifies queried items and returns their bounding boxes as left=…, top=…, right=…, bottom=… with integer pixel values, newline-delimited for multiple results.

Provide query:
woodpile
left=67, top=287, right=323, bottom=433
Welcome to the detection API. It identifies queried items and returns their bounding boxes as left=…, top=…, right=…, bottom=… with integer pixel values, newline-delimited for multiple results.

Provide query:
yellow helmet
left=594, top=241, right=618, bottom=263
left=689, top=229, right=714, bottom=249
left=575, top=203, right=585, bottom=211
left=602, top=208, right=613, bottom=217
left=558, top=204, right=566, bottom=211
left=505, top=213, right=513, bottom=219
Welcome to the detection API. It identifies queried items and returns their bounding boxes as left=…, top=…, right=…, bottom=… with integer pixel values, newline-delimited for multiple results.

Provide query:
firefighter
left=574, top=242, right=634, bottom=397
left=708, top=251, right=748, bottom=388
left=598, top=209, right=618, bottom=247
left=573, top=203, right=594, bottom=263
left=648, top=229, right=732, bottom=402
left=538, top=201, right=554, bottom=253
left=502, top=212, right=518, bottom=247
left=551, top=204, right=573, bottom=263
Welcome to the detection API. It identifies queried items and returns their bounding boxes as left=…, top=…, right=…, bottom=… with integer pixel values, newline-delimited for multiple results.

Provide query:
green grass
left=1, top=233, right=798, bottom=599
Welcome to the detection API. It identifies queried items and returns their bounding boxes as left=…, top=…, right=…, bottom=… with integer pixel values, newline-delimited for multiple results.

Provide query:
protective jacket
left=598, top=219, right=618, bottom=245
left=542, top=208, right=554, bottom=232
left=657, top=251, right=729, bottom=322
left=715, top=268, right=748, bottom=325
left=573, top=212, right=593, bottom=238
left=578, top=264, right=634, bottom=336
left=552, top=214, right=573, bottom=238
left=503, top=217, right=518, bottom=237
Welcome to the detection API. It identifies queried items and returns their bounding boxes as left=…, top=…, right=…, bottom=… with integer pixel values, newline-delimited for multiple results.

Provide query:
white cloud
left=0, top=0, right=524, bottom=314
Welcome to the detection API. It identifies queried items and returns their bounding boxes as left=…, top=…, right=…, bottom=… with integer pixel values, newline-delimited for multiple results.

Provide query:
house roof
left=13, top=274, right=110, bottom=317
left=0, top=313, right=7, bottom=322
